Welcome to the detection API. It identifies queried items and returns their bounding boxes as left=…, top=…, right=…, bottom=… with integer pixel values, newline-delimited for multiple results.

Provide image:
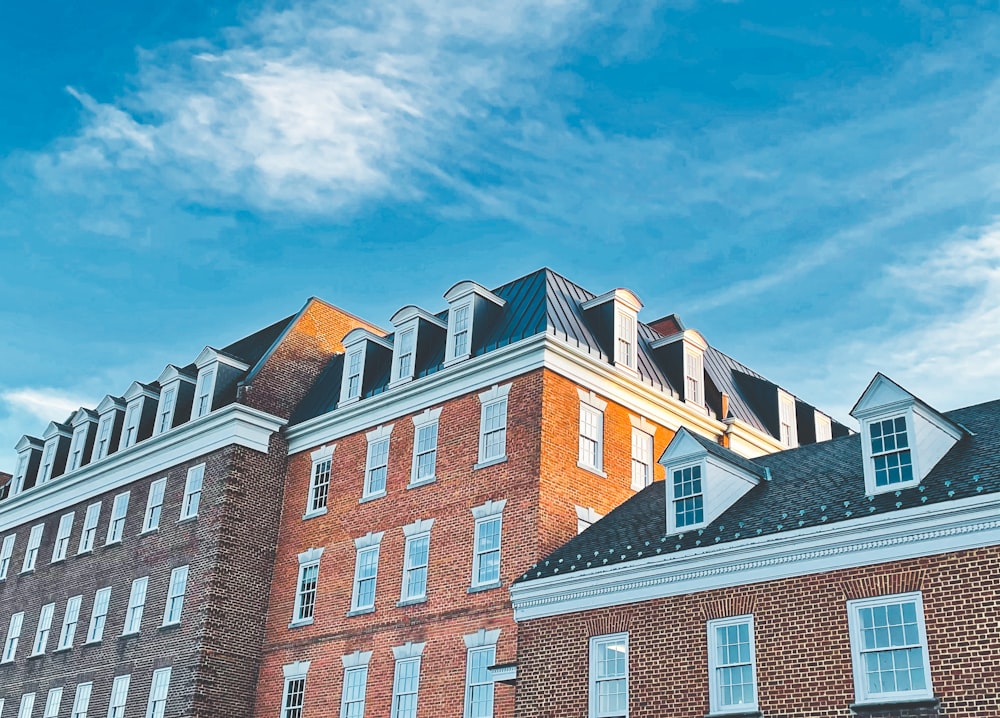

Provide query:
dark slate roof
left=686, top=430, right=768, bottom=479
left=222, top=314, right=296, bottom=366
left=517, top=398, right=1000, bottom=583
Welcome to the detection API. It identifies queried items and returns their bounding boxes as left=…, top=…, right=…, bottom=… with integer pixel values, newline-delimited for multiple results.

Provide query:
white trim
left=410, top=409, right=441, bottom=486
left=390, top=322, right=418, bottom=386
left=471, top=499, right=506, bottom=590
left=589, top=632, right=629, bottom=718
left=778, top=389, right=798, bottom=448
left=350, top=532, right=383, bottom=613
left=282, top=660, right=312, bottom=680
left=399, top=519, right=434, bottom=603
left=477, top=384, right=510, bottom=465
left=362, top=425, right=393, bottom=500
left=707, top=614, right=758, bottom=714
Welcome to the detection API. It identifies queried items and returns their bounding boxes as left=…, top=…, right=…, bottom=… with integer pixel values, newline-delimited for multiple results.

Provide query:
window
left=194, top=368, right=216, bottom=418
left=630, top=427, right=653, bottom=490
left=395, top=327, right=415, bottom=381
left=306, top=445, right=334, bottom=516
left=93, top=414, right=114, bottom=461
left=17, top=694, right=35, bottom=718
left=578, top=391, right=606, bottom=473
left=107, top=675, right=130, bottom=718
left=0, top=534, right=15, bottom=579
left=31, top=602, right=55, bottom=655
left=143, top=479, right=167, bottom=533
left=463, top=629, right=500, bottom=718
left=57, top=595, right=82, bottom=650
left=52, top=512, right=75, bottom=562
left=180, top=464, right=205, bottom=520
left=708, top=616, right=758, bottom=714
left=477, top=384, right=510, bottom=467
left=291, top=548, right=322, bottom=626
left=121, top=403, right=140, bottom=449
left=43, top=688, right=63, bottom=718
left=390, top=642, right=425, bottom=718
left=590, top=633, right=628, bottom=718
left=576, top=506, right=603, bottom=534
left=779, top=391, right=798, bottom=447
left=672, top=465, right=704, bottom=529
left=106, top=492, right=130, bottom=544
left=340, top=651, right=372, bottom=718
left=685, top=349, right=703, bottom=406
left=22, top=524, right=44, bottom=572
left=451, top=304, right=471, bottom=359
left=362, top=425, right=392, bottom=499
left=847, top=592, right=932, bottom=704
left=12, top=453, right=28, bottom=495
left=145, top=667, right=171, bottom=718
left=86, top=587, right=111, bottom=643
left=815, top=412, right=833, bottom=442
left=470, top=499, right=506, bottom=590
left=155, top=387, right=176, bottom=435
left=39, top=441, right=56, bottom=484
left=345, top=349, right=363, bottom=401
left=123, top=576, right=148, bottom=635
left=615, top=311, right=636, bottom=370
left=869, top=417, right=914, bottom=488
left=410, top=409, right=441, bottom=486
left=71, top=683, right=93, bottom=718
left=2, top=611, right=24, bottom=663
left=68, top=423, right=89, bottom=471
left=162, top=565, right=189, bottom=625
left=349, top=532, right=383, bottom=613
left=78, top=502, right=101, bottom=554
left=280, top=662, right=310, bottom=718
left=400, top=519, right=433, bottom=604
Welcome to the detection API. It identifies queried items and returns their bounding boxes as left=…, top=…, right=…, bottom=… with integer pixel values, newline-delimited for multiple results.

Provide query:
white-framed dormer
left=814, top=411, right=833, bottom=442
left=340, top=329, right=393, bottom=407
left=67, top=409, right=98, bottom=473
left=91, top=395, right=125, bottom=463
left=191, top=347, right=250, bottom=420
left=11, top=436, right=43, bottom=497
left=153, top=365, right=197, bottom=436
left=777, top=389, right=798, bottom=448
left=659, top=427, right=764, bottom=535
left=580, top=288, right=643, bottom=376
left=118, top=382, right=160, bottom=451
left=850, top=373, right=966, bottom=496
left=442, top=281, right=506, bottom=368
left=39, top=421, right=72, bottom=485
left=388, top=305, right=447, bottom=388
left=649, top=328, right=709, bottom=408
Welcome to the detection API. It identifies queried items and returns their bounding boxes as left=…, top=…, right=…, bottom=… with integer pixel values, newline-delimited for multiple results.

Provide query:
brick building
left=253, top=268, right=845, bottom=718
left=510, top=374, right=1000, bottom=718
left=0, top=299, right=379, bottom=718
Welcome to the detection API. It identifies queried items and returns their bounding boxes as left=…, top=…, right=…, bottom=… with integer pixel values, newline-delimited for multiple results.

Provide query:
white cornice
left=0, top=404, right=284, bottom=532
left=510, top=491, right=1000, bottom=621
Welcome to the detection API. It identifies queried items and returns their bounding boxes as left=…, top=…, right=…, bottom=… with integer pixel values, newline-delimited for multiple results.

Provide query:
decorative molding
left=282, top=661, right=311, bottom=679
left=354, top=531, right=384, bottom=550
left=402, top=518, right=434, bottom=537
left=471, top=499, right=507, bottom=520
left=392, top=641, right=426, bottom=660
left=297, top=547, right=325, bottom=565
left=463, top=628, right=501, bottom=648
left=699, top=593, right=758, bottom=620
left=341, top=650, right=373, bottom=669
left=310, top=444, right=335, bottom=462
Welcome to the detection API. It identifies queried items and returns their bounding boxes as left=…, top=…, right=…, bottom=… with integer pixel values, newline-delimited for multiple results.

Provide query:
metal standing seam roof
left=516, top=398, right=1000, bottom=583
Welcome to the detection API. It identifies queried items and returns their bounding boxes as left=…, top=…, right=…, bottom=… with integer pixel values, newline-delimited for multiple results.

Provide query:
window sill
left=850, top=697, right=940, bottom=712
left=50, top=557, right=66, bottom=565
left=443, top=354, right=471, bottom=369
left=358, top=491, right=386, bottom=505
left=27, top=652, right=44, bottom=660
left=177, top=515, right=198, bottom=525
left=474, top=456, right=507, bottom=471
left=468, top=580, right=502, bottom=594
left=0, top=659, right=13, bottom=665
left=704, top=710, right=762, bottom=718
left=346, top=607, right=375, bottom=617
left=288, top=618, right=314, bottom=629
left=576, top=461, right=607, bottom=478
left=104, top=540, right=122, bottom=547
left=302, top=507, right=328, bottom=520
left=407, top=477, right=436, bottom=489
left=52, top=646, right=72, bottom=654
left=119, top=631, right=140, bottom=640
left=82, top=639, right=102, bottom=646
left=159, top=621, right=181, bottom=631
left=396, top=597, right=427, bottom=608
left=76, top=549, right=93, bottom=557
left=19, top=567, right=35, bottom=575
left=138, top=528, right=159, bottom=537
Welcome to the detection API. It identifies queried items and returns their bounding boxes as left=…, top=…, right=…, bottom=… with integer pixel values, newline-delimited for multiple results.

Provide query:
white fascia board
left=0, top=404, right=284, bottom=532
left=723, top=417, right=786, bottom=455
left=510, top=491, right=1000, bottom=621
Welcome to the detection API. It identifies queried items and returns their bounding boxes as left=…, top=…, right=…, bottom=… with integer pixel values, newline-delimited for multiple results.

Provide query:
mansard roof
left=517, top=397, right=998, bottom=583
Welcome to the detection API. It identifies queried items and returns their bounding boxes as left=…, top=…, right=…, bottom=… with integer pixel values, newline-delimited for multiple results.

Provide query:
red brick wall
left=515, top=546, right=1000, bottom=718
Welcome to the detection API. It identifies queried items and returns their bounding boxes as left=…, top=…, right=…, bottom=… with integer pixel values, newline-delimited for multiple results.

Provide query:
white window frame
left=669, top=462, right=706, bottom=532
left=71, top=683, right=93, bottom=718
left=447, top=301, right=473, bottom=363
left=2, top=611, right=24, bottom=663
left=362, top=425, right=393, bottom=501
left=43, top=687, right=63, bottom=718
left=123, top=576, right=148, bottom=635
left=143, top=479, right=167, bottom=533
left=470, top=499, right=506, bottom=591
left=575, top=505, right=603, bottom=534
left=399, top=519, right=434, bottom=605
left=57, top=595, right=83, bottom=650
left=394, top=326, right=416, bottom=383
left=280, top=661, right=311, bottom=718
left=290, top=548, right=323, bottom=627
left=305, top=445, right=335, bottom=518
left=685, top=348, right=704, bottom=406
left=120, top=402, right=141, bottom=450
left=78, top=502, right=101, bottom=554
left=614, top=310, right=637, bottom=371
left=589, top=633, right=629, bottom=718
left=0, top=534, right=14, bottom=579
left=180, top=464, right=205, bottom=520
left=154, top=386, right=177, bottom=436
left=31, top=602, right=55, bottom=656
left=39, top=440, right=57, bottom=484
left=463, top=629, right=500, bottom=718
left=778, top=390, right=798, bottom=448
left=145, top=667, right=172, bottom=718
left=93, top=412, right=115, bottom=462
left=162, top=565, right=189, bottom=626
left=862, top=414, right=920, bottom=495
left=52, top=512, right=75, bottom=562
left=339, top=650, right=372, bottom=718
left=17, top=693, right=35, bottom=718
left=193, top=366, right=217, bottom=419
left=107, top=674, right=131, bottom=718
left=68, top=422, right=90, bottom=472
left=476, top=384, right=511, bottom=468
left=410, top=408, right=441, bottom=486
left=11, top=453, right=29, bottom=496
left=105, top=492, right=130, bottom=545
left=630, top=418, right=654, bottom=491
left=390, top=642, right=425, bottom=718
left=815, top=412, right=833, bottom=442
left=343, top=347, right=365, bottom=404
left=349, top=532, right=383, bottom=614
left=86, top=587, right=112, bottom=643
left=847, top=592, right=933, bottom=705
left=707, top=615, right=759, bottom=714
left=22, top=523, right=44, bottom=572
left=577, top=390, right=607, bottom=475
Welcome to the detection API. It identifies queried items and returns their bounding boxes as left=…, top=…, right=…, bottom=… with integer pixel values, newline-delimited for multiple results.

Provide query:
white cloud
left=1, top=387, right=87, bottom=425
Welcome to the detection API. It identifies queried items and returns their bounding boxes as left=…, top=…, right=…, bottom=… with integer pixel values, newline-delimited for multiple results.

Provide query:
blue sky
left=2, top=1, right=999, bottom=470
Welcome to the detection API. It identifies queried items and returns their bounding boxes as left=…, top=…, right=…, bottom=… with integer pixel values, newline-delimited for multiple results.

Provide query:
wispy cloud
left=1, top=387, right=87, bottom=425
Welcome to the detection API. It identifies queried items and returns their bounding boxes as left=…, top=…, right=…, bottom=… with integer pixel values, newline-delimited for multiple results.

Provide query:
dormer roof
left=42, top=421, right=73, bottom=440
left=96, top=395, right=126, bottom=413
left=342, top=327, right=393, bottom=350
left=662, top=427, right=768, bottom=481
left=850, top=373, right=968, bottom=436
left=71, top=408, right=99, bottom=427
left=15, top=435, right=43, bottom=453
left=194, top=346, right=251, bottom=371
left=390, top=305, right=447, bottom=329
left=580, top=287, right=643, bottom=314
left=443, top=280, right=505, bottom=307
left=649, top=328, right=708, bottom=351
left=123, top=381, right=160, bottom=402
left=156, top=364, right=197, bottom=385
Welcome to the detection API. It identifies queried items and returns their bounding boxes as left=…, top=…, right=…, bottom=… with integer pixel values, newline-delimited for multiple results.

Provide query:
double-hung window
left=106, top=492, right=130, bottom=544
left=630, top=427, right=653, bottom=490
left=395, top=328, right=415, bottom=381
left=470, top=499, right=506, bottom=590
left=291, top=548, right=323, bottom=626
left=162, top=565, right=189, bottom=625
left=390, top=643, right=425, bottom=718
left=86, top=587, right=111, bottom=643
left=52, top=512, right=75, bottom=562
left=410, top=409, right=441, bottom=486
left=123, top=576, right=148, bottom=635
left=78, top=502, right=101, bottom=554
left=1, top=534, right=16, bottom=579
left=71, top=682, right=93, bottom=718
left=68, top=424, right=89, bottom=472
left=847, top=592, right=932, bottom=704
left=590, top=633, right=628, bottom=718
left=155, top=387, right=176, bottom=434
left=340, top=651, right=372, bottom=718
left=121, top=404, right=140, bottom=449
left=463, top=630, right=500, bottom=718
left=868, top=417, right=914, bottom=488
left=31, top=602, right=55, bottom=655
left=362, top=426, right=392, bottom=500
left=194, top=367, right=215, bottom=418
left=17, top=694, right=35, bottom=718
left=708, top=615, right=758, bottom=713
left=2, top=611, right=24, bottom=662
left=477, top=385, right=510, bottom=467
left=280, top=662, right=310, bottom=718
left=685, top=349, right=703, bottom=406
left=349, top=533, right=383, bottom=614
left=345, top=349, right=363, bottom=401
left=180, top=464, right=205, bottom=520
left=306, top=446, right=334, bottom=517
left=615, top=311, right=636, bottom=370
left=39, top=442, right=56, bottom=484
left=57, top=595, right=82, bottom=650
left=451, top=304, right=471, bottom=359
left=578, top=391, right=606, bottom=474
left=107, top=675, right=131, bottom=718
left=93, top=414, right=114, bottom=461
left=671, top=464, right=704, bottom=530
left=22, top=524, right=44, bottom=572
left=778, top=391, right=797, bottom=447
left=145, top=668, right=171, bottom=718
left=43, top=687, right=63, bottom=718
left=400, top=519, right=433, bottom=604
left=142, top=479, right=167, bottom=532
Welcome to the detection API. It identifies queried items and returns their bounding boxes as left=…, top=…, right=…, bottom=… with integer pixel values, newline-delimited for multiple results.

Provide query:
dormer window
left=194, top=368, right=215, bottom=418
left=12, top=454, right=28, bottom=496
left=684, top=349, right=703, bottom=406
left=91, top=395, right=124, bottom=462
left=778, top=390, right=798, bottom=448
left=388, top=306, right=446, bottom=388
left=869, top=417, right=913, bottom=487
left=122, top=404, right=141, bottom=449
left=118, top=382, right=159, bottom=451
left=39, top=423, right=71, bottom=484
left=443, top=281, right=505, bottom=368
left=95, top=415, right=113, bottom=456
left=153, top=366, right=195, bottom=436
left=346, top=349, right=363, bottom=401
left=671, top=464, right=704, bottom=529
left=12, top=436, right=42, bottom=495
left=68, top=424, right=88, bottom=471
left=580, top=288, right=642, bottom=375
left=452, top=305, right=471, bottom=359
left=67, top=409, right=98, bottom=473
left=396, top=328, right=415, bottom=380
left=815, top=412, right=832, bottom=442
left=157, top=388, right=176, bottom=434
left=39, top=442, right=56, bottom=483
left=339, top=329, right=392, bottom=406
left=192, top=347, right=250, bottom=420
left=615, top=311, right=636, bottom=370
